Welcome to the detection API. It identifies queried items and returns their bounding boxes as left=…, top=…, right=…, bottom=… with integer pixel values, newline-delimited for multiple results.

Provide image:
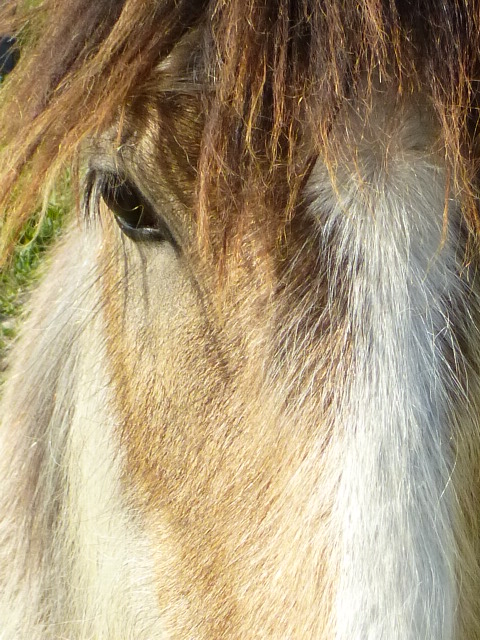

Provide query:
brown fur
left=2, top=1, right=480, bottom=638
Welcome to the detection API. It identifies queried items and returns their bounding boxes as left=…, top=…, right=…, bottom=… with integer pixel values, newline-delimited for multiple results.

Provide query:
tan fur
left=2, top=2, right=480, bottom=638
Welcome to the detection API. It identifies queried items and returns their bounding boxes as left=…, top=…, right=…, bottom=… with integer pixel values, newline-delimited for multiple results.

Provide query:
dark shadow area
left=0, top=36, right=19, bottom=78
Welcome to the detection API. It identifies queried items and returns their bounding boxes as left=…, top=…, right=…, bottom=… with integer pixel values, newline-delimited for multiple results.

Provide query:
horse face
left=2, top=2, right=480, bottom=638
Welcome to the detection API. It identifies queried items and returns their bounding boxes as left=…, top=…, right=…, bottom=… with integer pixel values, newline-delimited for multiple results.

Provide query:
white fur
left=0, top=230, right=168, bottom=639
left=308, top=97, right=465, bottom=639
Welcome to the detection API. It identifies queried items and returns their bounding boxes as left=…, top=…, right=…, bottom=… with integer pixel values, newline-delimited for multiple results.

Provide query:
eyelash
left=85, top=170, right=175, bottom=244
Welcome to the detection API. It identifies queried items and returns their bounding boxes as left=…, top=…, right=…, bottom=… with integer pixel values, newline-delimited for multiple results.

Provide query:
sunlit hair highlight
left=1, top=0, right=480, bottom=265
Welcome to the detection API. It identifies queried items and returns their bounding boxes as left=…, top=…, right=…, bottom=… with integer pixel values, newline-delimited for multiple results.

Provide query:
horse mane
left=1, top=0, right=480, bottom=265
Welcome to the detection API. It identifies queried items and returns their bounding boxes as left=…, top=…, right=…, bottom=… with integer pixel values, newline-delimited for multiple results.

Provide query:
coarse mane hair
left=1, top=0, right=480, bottom=262
left=2, top=1, right=480, bottom=639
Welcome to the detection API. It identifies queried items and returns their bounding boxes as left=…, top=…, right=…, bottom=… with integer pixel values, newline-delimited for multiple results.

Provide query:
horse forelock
left=1, top=0, right=480, bottom=262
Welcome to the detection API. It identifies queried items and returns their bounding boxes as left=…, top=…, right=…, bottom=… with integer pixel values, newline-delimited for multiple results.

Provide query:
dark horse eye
left=99, top=173, right=174, bottom=243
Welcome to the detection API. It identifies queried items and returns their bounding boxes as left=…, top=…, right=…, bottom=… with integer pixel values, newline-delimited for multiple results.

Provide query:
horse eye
left=100, top=174, right=173, bottom=243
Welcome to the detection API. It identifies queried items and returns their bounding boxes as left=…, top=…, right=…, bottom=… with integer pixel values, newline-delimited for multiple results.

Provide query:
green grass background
left=0, top=198, right=68, bottom=371
left=0, top=18, right=69, bottom=372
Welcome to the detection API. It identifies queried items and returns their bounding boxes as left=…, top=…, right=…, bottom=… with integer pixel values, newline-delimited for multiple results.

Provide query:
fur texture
left=2, top=1, right=480, bottom=639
